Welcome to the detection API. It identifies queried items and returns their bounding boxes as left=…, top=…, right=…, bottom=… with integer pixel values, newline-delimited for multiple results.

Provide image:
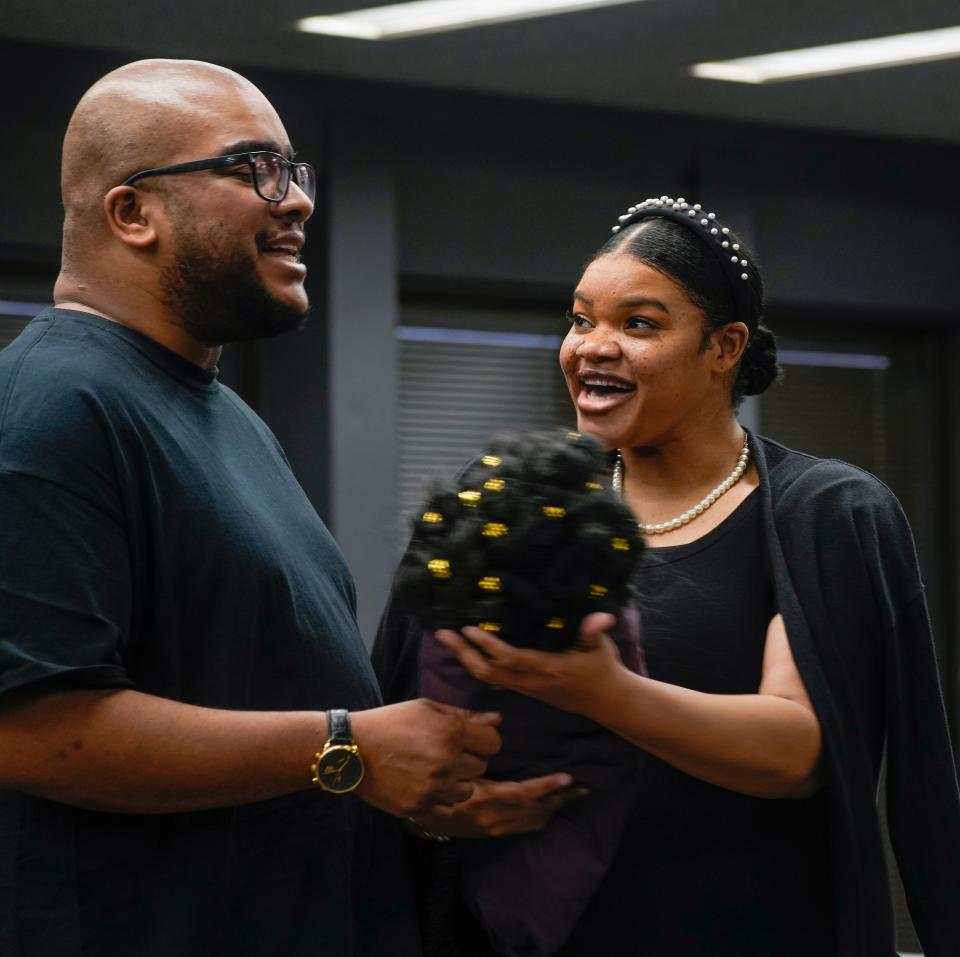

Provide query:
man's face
left=160, top=209, right=308, bottom=346
left=154, top=83, right=315, bottom=345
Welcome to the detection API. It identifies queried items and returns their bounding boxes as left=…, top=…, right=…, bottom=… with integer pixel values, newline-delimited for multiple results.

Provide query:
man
left=0, top=60, right=500, bottom=956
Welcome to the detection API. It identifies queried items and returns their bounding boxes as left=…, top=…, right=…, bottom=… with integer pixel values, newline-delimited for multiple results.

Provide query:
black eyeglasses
left=120, top=151, right=316, bottom=204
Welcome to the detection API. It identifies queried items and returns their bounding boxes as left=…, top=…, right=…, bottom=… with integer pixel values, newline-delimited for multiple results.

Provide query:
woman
left=374, top=197, right=960, bottom=957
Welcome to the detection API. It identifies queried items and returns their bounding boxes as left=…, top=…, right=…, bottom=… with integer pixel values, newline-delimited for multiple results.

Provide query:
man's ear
left=103, top=185, right=160, bottom=249
left=708, top=321, right=750, bottom=374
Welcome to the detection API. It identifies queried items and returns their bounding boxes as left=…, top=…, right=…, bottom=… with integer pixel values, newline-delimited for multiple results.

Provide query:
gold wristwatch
left=310, top=709, right=365, bottom=794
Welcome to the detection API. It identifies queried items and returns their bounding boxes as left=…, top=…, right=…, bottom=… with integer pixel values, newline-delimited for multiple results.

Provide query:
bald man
left=0, top=60, right=499, bottom=956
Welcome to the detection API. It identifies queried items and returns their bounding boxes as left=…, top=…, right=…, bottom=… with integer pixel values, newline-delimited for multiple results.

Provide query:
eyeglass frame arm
left=121, top=154, right=254, bottom=187
left=119, top=151, right=315, bottom=202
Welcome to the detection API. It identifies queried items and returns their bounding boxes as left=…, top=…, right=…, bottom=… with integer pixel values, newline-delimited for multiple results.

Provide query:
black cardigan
left=751, top=433, right=960, bottom=956
left=374, top=434, right=960, bottom=956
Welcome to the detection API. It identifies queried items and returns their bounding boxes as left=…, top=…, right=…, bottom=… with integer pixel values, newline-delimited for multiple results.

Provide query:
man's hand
left=0, top=689, right=499, bottom=816
left=351, top=699, right=501, bottom=819
left=408, top=774, right=587, bottom=839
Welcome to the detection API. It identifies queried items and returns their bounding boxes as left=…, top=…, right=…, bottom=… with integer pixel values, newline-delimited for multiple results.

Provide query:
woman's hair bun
left=737, top=323, right=781, bottom=398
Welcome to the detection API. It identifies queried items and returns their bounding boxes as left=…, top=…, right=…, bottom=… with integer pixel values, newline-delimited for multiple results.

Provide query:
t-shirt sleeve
left=0, top=466, right=133, bottom=697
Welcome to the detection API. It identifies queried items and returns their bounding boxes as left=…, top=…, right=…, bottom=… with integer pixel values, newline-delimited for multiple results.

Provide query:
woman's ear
left=709, top=321, right=750, bottom=373
left=102, top=185, right=160, bottom=249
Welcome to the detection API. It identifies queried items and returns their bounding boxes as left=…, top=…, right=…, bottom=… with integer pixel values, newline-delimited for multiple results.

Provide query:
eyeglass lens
left=253, top=154, right=316, bottom=203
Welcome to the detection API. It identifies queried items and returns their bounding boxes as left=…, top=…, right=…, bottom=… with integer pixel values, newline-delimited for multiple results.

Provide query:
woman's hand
left=437, top=612, right=823, bottom=799
left=434, top=612, right=625, bottom=720
left=408, top=773, right=587, bottom=839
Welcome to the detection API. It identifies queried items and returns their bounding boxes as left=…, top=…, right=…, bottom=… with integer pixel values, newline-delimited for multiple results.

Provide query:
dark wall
left=4, top=37, right=960, bottom=319
left=389, top=96, right=960, bottom=319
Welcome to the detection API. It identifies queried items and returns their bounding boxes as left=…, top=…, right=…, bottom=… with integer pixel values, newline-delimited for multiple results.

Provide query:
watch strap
left=326, top=708, right=352, bottom=746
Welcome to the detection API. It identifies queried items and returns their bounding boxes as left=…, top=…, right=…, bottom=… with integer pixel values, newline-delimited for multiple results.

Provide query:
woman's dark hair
left=591, top=217, right=780, bottom=405
left=393, top=430, right=644, bottom=651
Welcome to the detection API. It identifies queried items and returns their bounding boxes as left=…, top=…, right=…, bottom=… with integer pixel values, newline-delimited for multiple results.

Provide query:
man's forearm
left=0, top=687, right=327, bottom=813
left=0, top=687, right=502, bottom=818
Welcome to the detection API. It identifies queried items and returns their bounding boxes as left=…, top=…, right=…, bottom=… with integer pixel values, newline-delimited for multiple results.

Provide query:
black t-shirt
left=560, top=490, right=834, bottom=957
left=0, top=310, right=411, bottom=956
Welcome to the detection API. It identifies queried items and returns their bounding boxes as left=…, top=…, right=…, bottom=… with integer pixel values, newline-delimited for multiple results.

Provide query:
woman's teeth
left=581, top=378, right=633, bottom=397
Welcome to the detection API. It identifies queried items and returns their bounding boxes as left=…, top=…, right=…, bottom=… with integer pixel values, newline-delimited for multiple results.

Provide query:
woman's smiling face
left=560, top=252, right=725, bottom=450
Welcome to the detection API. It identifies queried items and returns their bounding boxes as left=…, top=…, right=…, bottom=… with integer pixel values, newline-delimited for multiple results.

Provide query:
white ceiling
left=2, top=0, right=959, bottom=142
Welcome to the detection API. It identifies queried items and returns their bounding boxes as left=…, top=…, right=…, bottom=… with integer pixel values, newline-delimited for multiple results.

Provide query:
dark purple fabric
left=419, top=608, right=646, bottom=957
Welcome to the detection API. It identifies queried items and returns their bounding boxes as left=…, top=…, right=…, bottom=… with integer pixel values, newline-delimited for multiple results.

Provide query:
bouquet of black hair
left=393, top=429, right=645, bottom=651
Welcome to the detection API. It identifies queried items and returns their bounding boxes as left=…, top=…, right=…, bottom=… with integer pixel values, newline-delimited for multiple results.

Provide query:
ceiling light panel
left=296, top=0, right=644, bottom=41
left=692, top=25, right=960, bottom=83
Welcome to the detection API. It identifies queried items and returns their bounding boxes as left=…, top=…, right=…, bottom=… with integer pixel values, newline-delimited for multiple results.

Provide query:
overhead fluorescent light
left=691, top=25, right=960, bottom=83
left=296, top=0, right=643, bottom=41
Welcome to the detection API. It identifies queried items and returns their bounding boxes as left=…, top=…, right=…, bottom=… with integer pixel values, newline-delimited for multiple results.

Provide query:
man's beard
left=160, top=223, right=309, bottom=346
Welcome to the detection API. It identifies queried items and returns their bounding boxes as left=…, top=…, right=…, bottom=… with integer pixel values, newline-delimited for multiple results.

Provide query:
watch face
left=314, top=746, right=365, bottom=794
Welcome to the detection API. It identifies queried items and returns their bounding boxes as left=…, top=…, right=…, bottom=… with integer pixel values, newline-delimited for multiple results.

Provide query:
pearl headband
left=610, top=195, right=755, bottom=329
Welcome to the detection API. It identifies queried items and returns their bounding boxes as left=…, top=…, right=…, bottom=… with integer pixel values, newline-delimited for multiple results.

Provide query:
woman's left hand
left=408, top=773, right=588, bottom=839
left=434, top=612, right=624, bottom=718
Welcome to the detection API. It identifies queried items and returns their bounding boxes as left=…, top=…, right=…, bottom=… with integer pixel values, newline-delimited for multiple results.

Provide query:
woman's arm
left=436, top=612, right=821, bottom=800
left=408, top=774, right=588, bottom=839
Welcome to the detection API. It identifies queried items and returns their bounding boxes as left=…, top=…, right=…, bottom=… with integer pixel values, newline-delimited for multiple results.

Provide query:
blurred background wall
left=1, top=5, right=958, bottom=949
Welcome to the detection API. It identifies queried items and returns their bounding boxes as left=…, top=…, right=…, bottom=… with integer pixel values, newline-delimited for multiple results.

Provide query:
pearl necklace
left=612, top=435, right=750, bottom=535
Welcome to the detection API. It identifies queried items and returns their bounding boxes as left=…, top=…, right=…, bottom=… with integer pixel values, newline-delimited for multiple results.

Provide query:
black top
left=374, top=434, right=960, bottom=957
left=560, top=490, right=834, bottom=956
left=0, top=310, right=416, bottom=957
